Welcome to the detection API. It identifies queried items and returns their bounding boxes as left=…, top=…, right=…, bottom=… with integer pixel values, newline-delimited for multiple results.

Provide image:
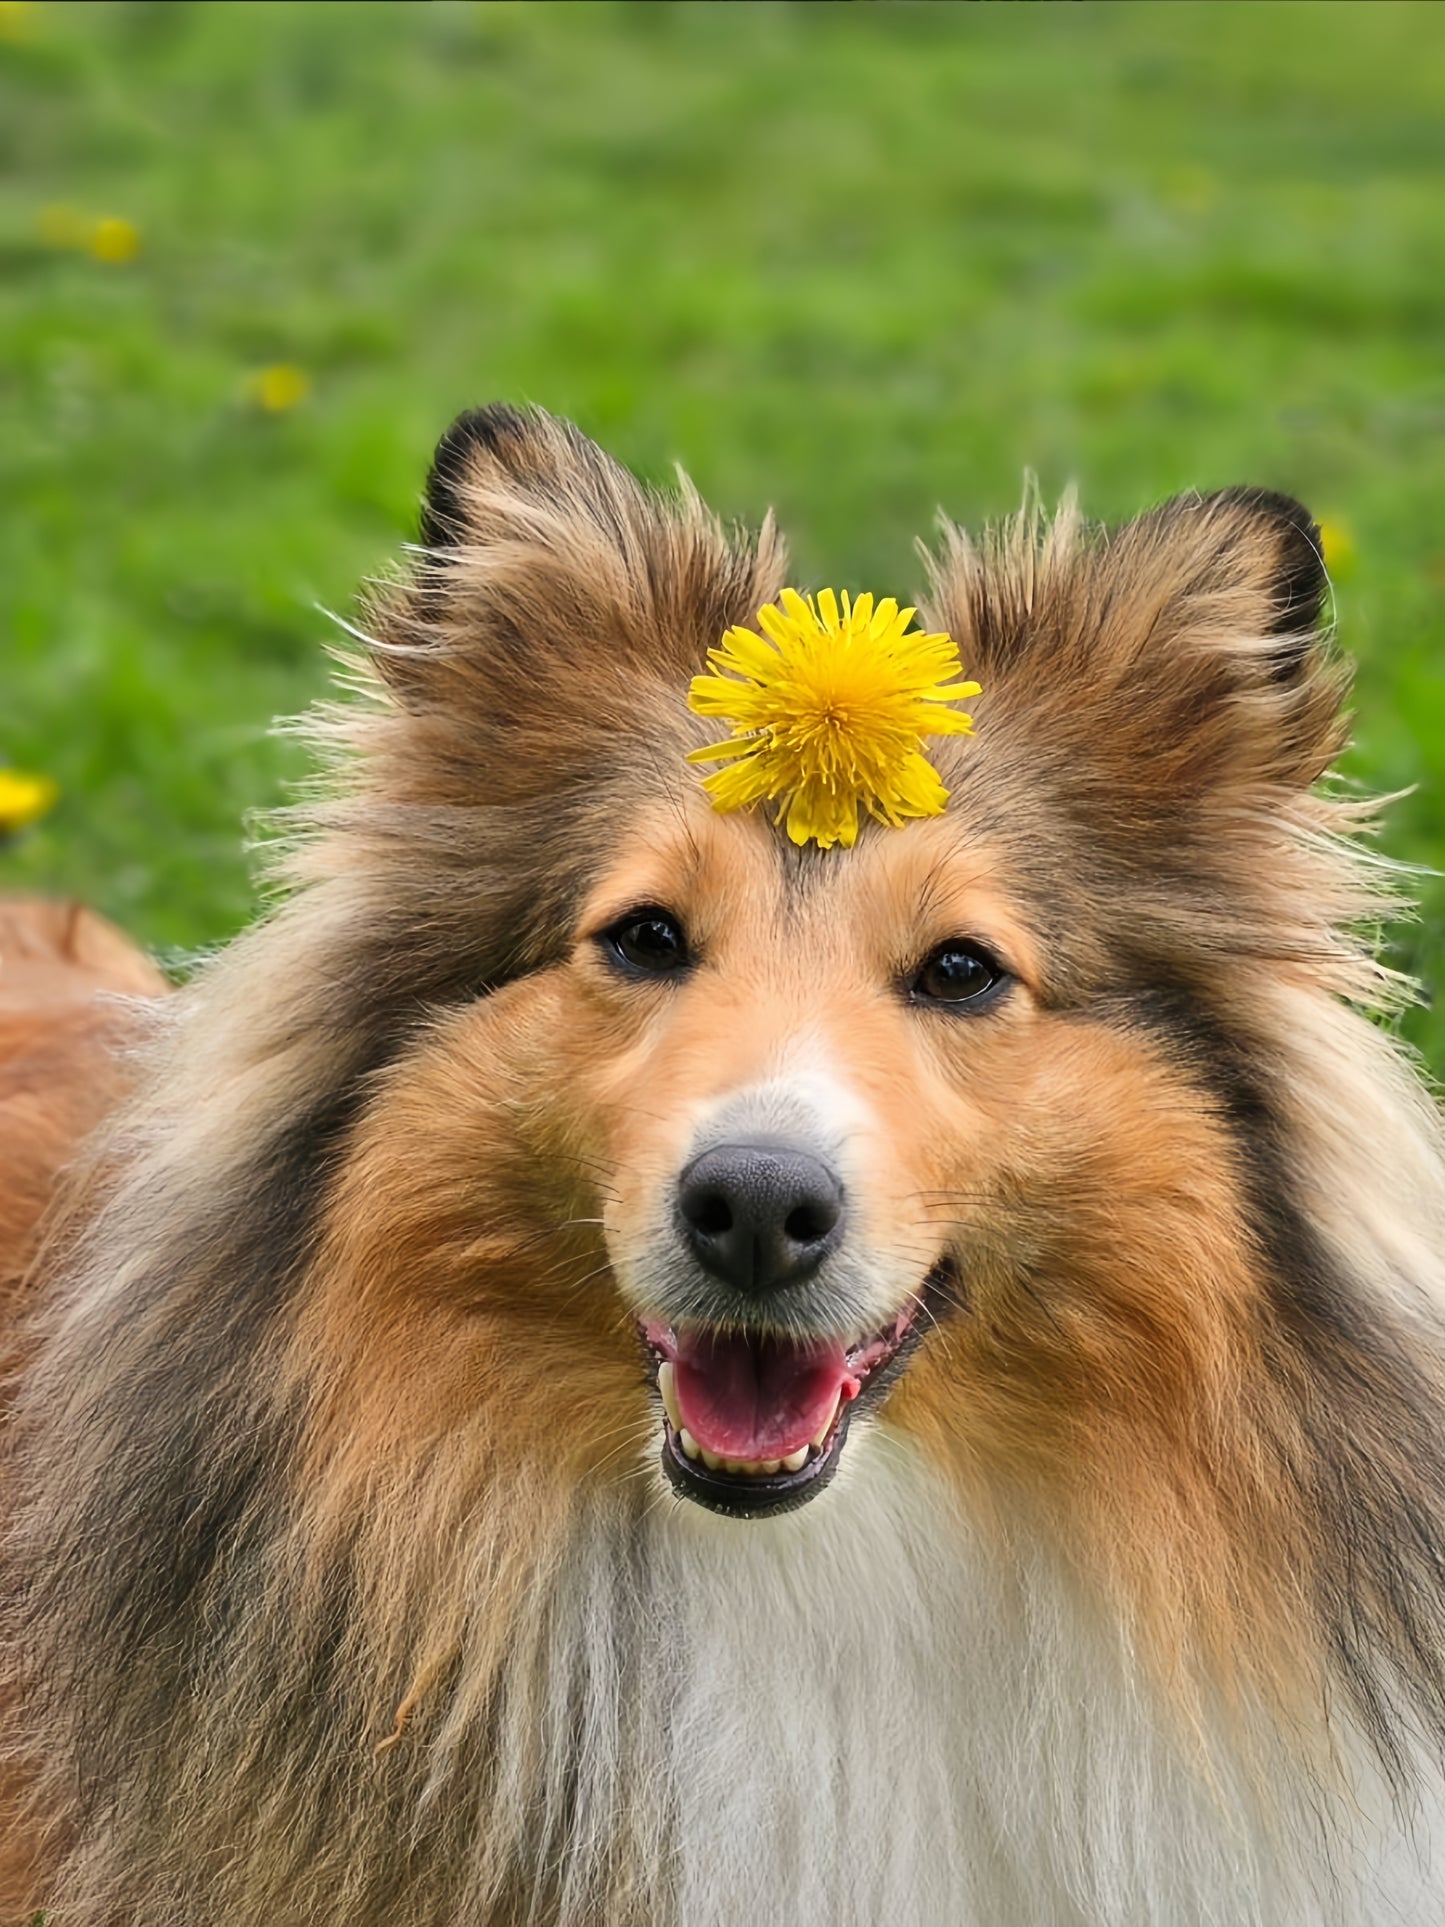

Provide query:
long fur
left=5, top=406, right=1445, bottom=1924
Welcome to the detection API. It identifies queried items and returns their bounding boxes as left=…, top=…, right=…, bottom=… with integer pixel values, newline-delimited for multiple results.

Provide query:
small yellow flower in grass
left=1318, top=517, right=1356, bottom=580
left=0, top=769, right=58, bottom=837
left=687, top=588, right=981, bottom=850
left=89, top=216, right=140, bottom=264
left=0, top=0, right=34, bottom=43
left=246, top=363, right=311, bottom=413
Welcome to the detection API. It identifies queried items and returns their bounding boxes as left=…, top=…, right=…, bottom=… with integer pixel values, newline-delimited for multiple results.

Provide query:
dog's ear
left=416, top=403, right=637, bottom=557
left=932, top=485, right=1343, bottom=801
left=400, top=404, right=781, bottom=662
left=360, top=405, right=785, bottom=804
left=419, top=404, right=524, bottom=551
left=1216, top=487, right=1330, bottom=650
left=1087, top=486, right=1341, bottom=795
left=1103, top=486, right=1330, bottom=684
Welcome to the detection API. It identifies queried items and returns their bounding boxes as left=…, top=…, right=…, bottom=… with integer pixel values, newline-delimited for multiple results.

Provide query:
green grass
left=3, top=1, right=1444, bottom=1057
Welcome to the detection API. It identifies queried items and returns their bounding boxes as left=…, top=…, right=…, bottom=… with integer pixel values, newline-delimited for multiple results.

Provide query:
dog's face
left=545, top=801, right=1040, bottom=1514
left=312, top=785, right=1274, bottom=1526
left=301, top=407, right=1354, bottom=1550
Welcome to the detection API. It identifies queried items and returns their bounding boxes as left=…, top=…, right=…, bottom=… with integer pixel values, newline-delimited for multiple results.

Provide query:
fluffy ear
left=1102, top=486, right=1330, bottom=685
left=930, top=484, right=1344, bottom=802
left=1216, top=487, right=1330, bottom=651
left=418, top=402, right=530, bottom=550
left=359, top=405, right=785, bottom=804
left=286, top=410, right=784, bottom=995
left=1092, top=486, right=1341, bottom=796
left=416, top=403, right=642, bottom=557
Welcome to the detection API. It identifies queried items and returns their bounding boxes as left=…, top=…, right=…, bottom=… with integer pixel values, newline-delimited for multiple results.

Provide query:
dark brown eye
left=604, top=908, right=691, bottom=977
left=912, top=940, right=1006, bottom=1007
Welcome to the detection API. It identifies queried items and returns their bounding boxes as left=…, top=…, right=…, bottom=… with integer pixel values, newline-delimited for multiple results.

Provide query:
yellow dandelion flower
left=246, top=363, right=311, bottom=413
left=687, top=588, right=981, bottom=850
left=0, top=1, right=34, bottom=43
left=89, top=216, right=139, bottom=264
left=1318, top=517, right=1356, bottom=580
left=0, top=769, right=58, bottom=836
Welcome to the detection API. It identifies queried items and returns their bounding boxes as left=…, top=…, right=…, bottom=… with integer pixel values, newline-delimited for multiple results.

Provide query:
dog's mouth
left=640, top=1291, right=931, bottom=1519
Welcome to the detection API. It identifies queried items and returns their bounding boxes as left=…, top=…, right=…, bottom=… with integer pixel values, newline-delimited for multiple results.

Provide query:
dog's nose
left=677, top=1141, right=845, bottom=1296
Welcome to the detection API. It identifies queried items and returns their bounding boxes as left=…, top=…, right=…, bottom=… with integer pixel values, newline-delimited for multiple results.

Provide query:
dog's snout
left=677, top=1141, right=845, bottom=1296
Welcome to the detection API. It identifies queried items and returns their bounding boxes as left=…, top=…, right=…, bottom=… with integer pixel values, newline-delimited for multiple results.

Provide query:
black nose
left=677, top=1141, right=845, bottom=1296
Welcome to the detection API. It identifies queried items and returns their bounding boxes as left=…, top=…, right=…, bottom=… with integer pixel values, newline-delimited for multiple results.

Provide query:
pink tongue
left=672, top=1328, right=852, bottom=1460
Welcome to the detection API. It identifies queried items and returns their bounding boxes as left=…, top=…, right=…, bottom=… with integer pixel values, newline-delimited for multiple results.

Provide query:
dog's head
left=295, top=402, right=1411, bottom=1584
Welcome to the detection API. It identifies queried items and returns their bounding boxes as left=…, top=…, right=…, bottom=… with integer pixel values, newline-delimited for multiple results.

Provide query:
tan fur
left=0, top=900, right=164, bottom=1313
left=0, top=901, right=165, bottom=1914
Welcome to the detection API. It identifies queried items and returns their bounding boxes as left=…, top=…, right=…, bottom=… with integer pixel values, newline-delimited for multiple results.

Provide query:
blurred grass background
left=2, top=0, right=1444, bottom=1059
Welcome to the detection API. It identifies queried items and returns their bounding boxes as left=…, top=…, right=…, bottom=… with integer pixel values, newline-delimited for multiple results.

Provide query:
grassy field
left=3, top=1, right=1444, bottom=1058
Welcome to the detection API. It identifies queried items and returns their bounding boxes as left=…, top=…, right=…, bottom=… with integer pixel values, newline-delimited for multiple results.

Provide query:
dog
left=4, top=404, right=1445, bottom=1924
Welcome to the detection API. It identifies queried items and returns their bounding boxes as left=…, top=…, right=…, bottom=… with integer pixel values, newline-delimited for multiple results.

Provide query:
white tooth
left=760, top=1459, right=781, bottom=1476
left=680, top=1429, right=701, bottom=1461
left=701, top=1448, right=724, bottom=1471
left=810, top=1396, right=841, bottom=1451
left=723, top=1458, right=744, bottom=1475
left=658, top=1361, right=681, bottom=1432
left=782, top=1445, right=808, bottom=1472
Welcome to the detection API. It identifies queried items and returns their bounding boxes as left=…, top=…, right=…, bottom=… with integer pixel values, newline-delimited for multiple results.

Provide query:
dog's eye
left=912, top=940, right=1005, bottom=1007
left=603, top=908, right=691, bottom=977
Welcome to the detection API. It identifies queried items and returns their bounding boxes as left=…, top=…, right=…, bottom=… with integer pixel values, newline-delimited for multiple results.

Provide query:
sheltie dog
left=4, top=405, right=1445, bottom=1924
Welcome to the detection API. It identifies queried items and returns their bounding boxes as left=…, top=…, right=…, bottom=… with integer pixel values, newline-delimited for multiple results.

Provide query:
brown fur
left=0, top=900, right=164, bottom=1312
left=3, top=409, right=1444, bottom=1921
left=0, top=901, right=164, bottom=1909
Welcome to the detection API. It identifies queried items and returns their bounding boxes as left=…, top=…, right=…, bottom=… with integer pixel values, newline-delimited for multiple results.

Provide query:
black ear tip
left=1208, top=486, right=1328, bottom=637
left=418, top=404, right=537, bottom=549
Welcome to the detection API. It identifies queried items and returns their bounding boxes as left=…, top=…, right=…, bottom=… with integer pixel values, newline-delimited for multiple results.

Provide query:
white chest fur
left=524, top=1429, right=1444, bottom=1926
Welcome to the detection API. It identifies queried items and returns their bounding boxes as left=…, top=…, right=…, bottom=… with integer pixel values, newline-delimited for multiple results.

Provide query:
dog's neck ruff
left=504, top=1430, right=1443, bottom=1927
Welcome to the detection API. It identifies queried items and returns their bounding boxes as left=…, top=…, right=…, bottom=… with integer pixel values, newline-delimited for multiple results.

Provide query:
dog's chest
left=641, top=1438, right=1004, bottom=1924
left=561, top=1433, right=1437, bottom=1927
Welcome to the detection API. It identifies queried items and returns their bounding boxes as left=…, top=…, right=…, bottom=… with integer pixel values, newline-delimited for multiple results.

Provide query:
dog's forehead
left=580, top=795, right=1037, bottom=970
